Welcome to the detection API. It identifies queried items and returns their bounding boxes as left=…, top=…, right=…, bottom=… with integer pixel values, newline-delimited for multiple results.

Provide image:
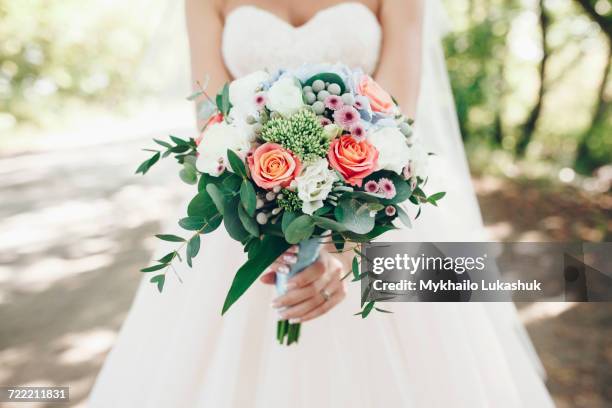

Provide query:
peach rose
left=328, top=135, right=378, bottom=187
left=195, top=113, right=224, bottom=146
left=248, top=143, right=301, bottom=189
left=357, top=75, right=394, bottom=114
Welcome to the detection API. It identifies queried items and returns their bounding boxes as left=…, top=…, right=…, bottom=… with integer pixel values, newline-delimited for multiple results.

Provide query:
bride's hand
left=260, top=247, right=346, bottom=323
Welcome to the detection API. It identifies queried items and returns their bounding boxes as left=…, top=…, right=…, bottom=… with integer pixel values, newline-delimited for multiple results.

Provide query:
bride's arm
left=185, top=0, right=231, bottom=124
left=374, top=0, right=425, bottom=118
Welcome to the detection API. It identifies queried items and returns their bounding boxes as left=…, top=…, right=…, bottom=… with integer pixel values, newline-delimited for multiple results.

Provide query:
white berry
left=317, top=90, right=330, bottom=101
left=305, top=92, right=316, bottom=104
left=312, top=80, right=325, bottom=92
left=327, top=83, right=341, bottom=95
left=341, top=93, right=355, bottom=106
left=312, top=101, right=325, bottom=114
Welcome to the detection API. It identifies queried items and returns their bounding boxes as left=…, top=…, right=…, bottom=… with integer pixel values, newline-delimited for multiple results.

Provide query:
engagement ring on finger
left=320, top=289, right=331, bottom=302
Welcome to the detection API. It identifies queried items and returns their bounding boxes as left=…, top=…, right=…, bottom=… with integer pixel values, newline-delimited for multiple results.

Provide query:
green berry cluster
left=261, top=109, right=329, bottom=162
left=277, top=189, right=302, bottom=213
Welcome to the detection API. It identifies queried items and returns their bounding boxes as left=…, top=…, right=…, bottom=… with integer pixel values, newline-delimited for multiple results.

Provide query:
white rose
left=229, top=70, right=269, bottom=116
left=323, top=123, right=342, bottom=140
left=368, top=127, right=411, bottom=174
left=407, top=142, right=428, bottom=179
left=228, top=71, right=270, bottom=141
left=266, top=76, right=305, bottom=117
left=196, top=122, right=251, bottom=176
left=295, top=158, right=338, bottom=215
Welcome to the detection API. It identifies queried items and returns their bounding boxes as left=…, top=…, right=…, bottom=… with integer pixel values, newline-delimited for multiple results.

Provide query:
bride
left=89, top=0, right=555, bottom=406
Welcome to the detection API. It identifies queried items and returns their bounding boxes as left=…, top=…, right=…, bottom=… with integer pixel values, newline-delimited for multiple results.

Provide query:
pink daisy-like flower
left=353, top=95, right=370, bottom=111
left=364, top=180, right=379, bottom=193
left=378, top=177, right=396, bottom=199
left=349, top=123, right=367, bottom=141
left=324, top=95, right=343, bottom=111
left=320, top=117, right=332, bottom=126
left=253, top=92, right=266, bottom=109
left=333, top=105, right=360, bottom=130
left=402, top=162, right=412, bottom=180
left=385, top=205, right=396, bottom=216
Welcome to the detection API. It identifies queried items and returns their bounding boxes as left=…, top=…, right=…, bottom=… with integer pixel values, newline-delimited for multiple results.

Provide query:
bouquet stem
left=275, top=237, right=320, bottom=346
left=277, top=320, right=301, bottom=345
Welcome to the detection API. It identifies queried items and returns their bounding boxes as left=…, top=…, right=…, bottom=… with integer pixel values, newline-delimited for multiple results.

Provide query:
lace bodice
left=222, top=2, right=382, bottom=78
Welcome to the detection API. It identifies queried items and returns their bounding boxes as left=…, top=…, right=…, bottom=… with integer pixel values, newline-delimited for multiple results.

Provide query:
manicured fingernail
left=289, top=318, right=300, bottom=324
left=286, top=282, right=297, bottom=290
left=277, top=265, right=289, bottom=274
left=278, top=311, right=287, bottom=320
left=283, top=254, right=297, bottom=264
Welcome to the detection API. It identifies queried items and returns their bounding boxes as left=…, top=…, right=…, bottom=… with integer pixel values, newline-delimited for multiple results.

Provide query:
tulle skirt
left=88, top=162, right=555, bottom=407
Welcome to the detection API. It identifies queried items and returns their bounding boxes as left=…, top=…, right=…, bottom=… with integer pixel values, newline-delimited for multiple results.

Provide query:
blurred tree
left=573, top=0, right=612, bottom=173
left=516, top=0, right=550, bottom=156
left=444, top=0, right=611, bottom=175
left=444, top=0, right=519, bottom=147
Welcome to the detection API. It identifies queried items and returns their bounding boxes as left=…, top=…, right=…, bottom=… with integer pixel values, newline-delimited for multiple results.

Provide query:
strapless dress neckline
left=221, top=2, right=382, bottom=78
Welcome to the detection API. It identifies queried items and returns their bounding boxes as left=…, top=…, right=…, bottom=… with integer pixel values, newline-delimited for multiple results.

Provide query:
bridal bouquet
left=136, top=64, right=444, bottom=345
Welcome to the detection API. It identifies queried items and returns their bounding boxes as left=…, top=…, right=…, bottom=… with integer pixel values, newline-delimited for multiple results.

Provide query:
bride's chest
left=221, top=3, right=382, bottom=78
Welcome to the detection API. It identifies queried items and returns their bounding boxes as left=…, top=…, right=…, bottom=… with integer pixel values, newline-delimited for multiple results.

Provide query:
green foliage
left=285, top=215, right=315, bottom=244
left=261, top=110, right=329, bottom=161
left=443, top=0, right=611, bottom=174
left=335, top=198, right=375, bottom=234
left=277, top=189, right=303, bottom=212
left=222, top=236, right=290, bottom=314
left=0, top=0, right=149, bottom=125
left=239, top=180, right=257, bottom=216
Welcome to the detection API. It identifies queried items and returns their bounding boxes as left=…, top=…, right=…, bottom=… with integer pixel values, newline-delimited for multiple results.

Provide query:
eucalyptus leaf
left=170, top=135, right=189, bottom=146
left=216, top=83, right=232, bottom=116
left=285, top=215, right=315, bottom=244
left=154, top=139, right=172, bottom=148
left=155, top=234, right=185, bottom=242
left=222, top=173, right=242, bottom=192
left=335, top=198, right=375, bottom=234
left=187, top=190, right=217, bottom=219
left=187, top=90, right=203, bottom=101
left=197, top=99, right=217, bottom=122
left=240, top=180, right=257, bottom=216
left=238, top=205, right=259, bottom=237
left=186, top=234, right=201, bottom=267
left=352, top=256, right=360, bottom=280
left=179, top=167, right=198, bottom=185
left=362, top=301, right=375, bottom=318
left=224, top=198, right=251, bottom=242
left=427, top=191, right=446, bottom=206
left=206, top=183, right=226, bottom=215
left=140, top=264, right=167, bottom=273
left=227, top=149, right=247, bottom=178
left=150, top=274, right=165, bottom=293
left=395, top=205, right=412, bottom=228
left=312, top=216, right=347, bottom=232
left=179, top=216, right=205, bottom=231
left=135, top=152, right=160, bottom=175
left=281, top=211, right=298, bottom=234
left=187, top=235, right=201, bottom=259
left=157, top=252, right=176, bottom=264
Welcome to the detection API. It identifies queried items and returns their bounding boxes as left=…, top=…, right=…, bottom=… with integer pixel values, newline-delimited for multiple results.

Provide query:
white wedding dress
left=89, top=2, right=555, bottom=407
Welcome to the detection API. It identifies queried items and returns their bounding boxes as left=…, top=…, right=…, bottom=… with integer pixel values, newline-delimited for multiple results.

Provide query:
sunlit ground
left=0, top=113, right=610, bottom=407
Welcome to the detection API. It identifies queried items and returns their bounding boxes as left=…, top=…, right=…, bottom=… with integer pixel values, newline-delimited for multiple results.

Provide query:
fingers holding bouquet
left=267, top=249, right=346, bottom=323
